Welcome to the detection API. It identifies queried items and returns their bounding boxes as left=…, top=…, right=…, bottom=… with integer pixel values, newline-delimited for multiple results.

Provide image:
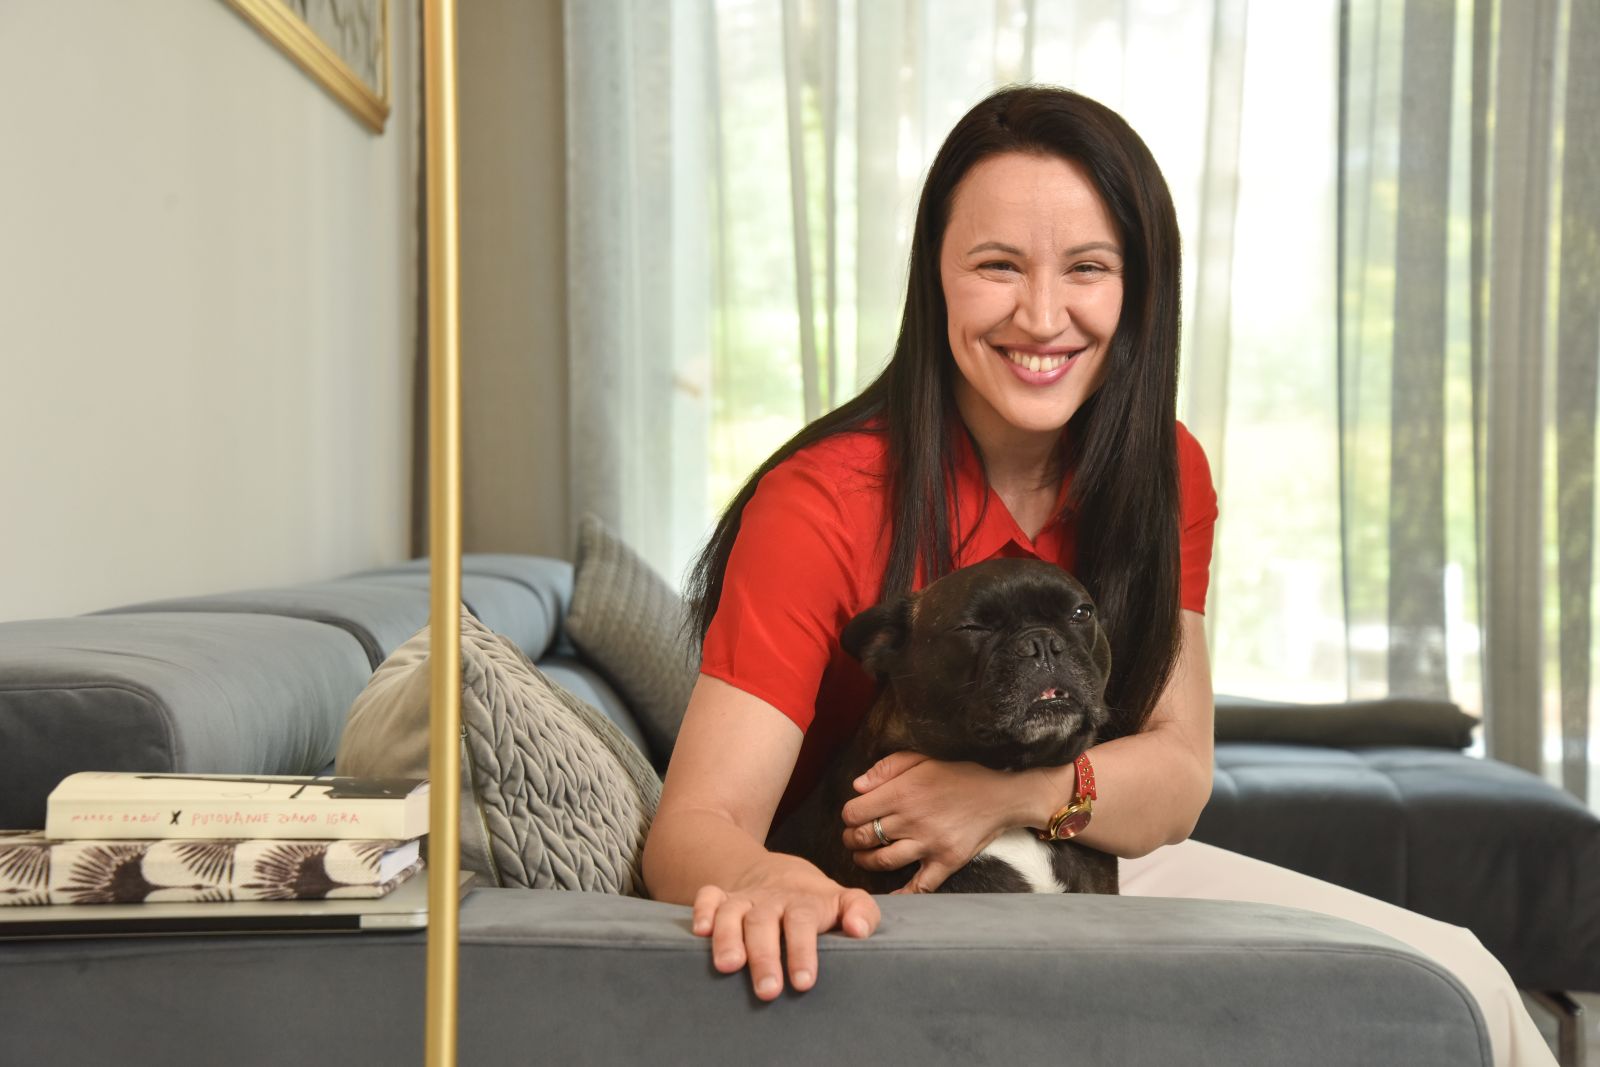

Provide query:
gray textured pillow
left=336, top=609, right=660, bottom=896
left=565, top=514, right=699, bottom=769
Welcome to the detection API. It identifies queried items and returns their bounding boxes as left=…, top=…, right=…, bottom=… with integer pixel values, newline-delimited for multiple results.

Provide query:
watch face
left=1056, top=809, right=1091, bottom=840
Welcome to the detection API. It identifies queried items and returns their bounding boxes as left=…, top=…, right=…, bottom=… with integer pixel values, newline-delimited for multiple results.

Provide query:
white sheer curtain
left=565, top=0, right=1277, bottom=579
left=1335, top=0, right=1600, bottom=796
left=565, top=2, right=715, bottom=580
left=563, top=0, right=1325, bottom=696
left=564, top=0, right=1600, bottom=804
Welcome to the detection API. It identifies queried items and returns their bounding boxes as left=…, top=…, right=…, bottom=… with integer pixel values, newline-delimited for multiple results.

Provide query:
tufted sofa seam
left=1366, top=755, right=1416, bottom=909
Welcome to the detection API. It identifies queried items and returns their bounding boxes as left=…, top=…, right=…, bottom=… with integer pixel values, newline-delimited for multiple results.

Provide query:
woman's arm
left=1041, top=608, right=1214, bottom=855
left=642, top=673, right=881, bottom=999
left=843, top=609, right=1214, bottom=887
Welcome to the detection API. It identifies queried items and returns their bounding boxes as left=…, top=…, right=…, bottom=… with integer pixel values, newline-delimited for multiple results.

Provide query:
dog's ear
left=840, top=597, right=913, bottom=680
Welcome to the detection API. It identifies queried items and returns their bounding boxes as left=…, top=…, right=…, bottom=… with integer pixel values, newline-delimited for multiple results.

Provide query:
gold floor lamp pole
left=423, top=0, right=462, bottom=1064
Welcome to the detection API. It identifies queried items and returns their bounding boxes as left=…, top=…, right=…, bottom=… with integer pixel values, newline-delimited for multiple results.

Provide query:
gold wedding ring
left=872, top=817, right=892, bottom=847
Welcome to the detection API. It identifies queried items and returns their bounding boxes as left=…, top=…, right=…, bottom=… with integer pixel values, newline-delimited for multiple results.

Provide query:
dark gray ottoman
left=1197, top=742, right=1600, bottom=993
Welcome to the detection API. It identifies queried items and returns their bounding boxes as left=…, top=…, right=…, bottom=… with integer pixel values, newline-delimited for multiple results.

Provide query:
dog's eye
left=1070, top=604, right=1095, bottom=623
left=954, top=623, right=991, bottom=634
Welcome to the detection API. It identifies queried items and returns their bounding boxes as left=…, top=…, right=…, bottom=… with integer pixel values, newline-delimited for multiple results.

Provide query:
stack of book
left=0, top=772, right=430, bottom=907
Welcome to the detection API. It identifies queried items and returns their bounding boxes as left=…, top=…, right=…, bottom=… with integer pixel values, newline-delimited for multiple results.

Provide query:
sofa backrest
left=0, top=555, right=596, bottom=831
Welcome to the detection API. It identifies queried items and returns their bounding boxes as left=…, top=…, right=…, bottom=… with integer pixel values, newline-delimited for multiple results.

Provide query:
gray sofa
left=0, top=554, right=1548, bottom=1065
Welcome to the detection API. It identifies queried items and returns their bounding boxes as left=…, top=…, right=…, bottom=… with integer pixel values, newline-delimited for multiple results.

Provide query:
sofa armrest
left=462, top=890, right=1488, bottom=1064
left=1, top=889, right=1489, bottom=1066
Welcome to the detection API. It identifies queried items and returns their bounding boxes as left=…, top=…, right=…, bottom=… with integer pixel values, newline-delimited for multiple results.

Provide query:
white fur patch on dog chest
left=978, top=828, right=1067, bottom=893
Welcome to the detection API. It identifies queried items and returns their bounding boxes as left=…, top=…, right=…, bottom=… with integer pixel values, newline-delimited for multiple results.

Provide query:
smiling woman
left=648, top=84, right=1200, bottom=997
left=638, top=84, right=1555, bottom=1066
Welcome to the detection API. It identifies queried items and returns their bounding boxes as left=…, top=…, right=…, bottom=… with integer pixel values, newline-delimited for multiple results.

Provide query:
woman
left=641, top=86, right=1551, bottom=1066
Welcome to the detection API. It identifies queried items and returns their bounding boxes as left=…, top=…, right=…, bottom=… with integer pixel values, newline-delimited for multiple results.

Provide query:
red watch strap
left=1074, top=753, right=1096, bottom=801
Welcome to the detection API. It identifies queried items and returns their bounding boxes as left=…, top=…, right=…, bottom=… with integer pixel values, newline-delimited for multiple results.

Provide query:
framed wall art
left=225, top=0, right=391, bottom=133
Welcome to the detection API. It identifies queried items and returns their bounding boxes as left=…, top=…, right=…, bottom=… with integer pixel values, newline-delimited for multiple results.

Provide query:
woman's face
left=940, top=151, right=1124, bottom=446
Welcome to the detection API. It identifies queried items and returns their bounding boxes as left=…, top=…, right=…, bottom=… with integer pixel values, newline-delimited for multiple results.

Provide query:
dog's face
left=841, top=558, right=1111, bottom=771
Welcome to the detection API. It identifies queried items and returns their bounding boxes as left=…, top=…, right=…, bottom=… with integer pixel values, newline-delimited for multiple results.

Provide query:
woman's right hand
left=690, top=851, right=880, bottom=1000
left=647, top=676, right=880, bottom=1000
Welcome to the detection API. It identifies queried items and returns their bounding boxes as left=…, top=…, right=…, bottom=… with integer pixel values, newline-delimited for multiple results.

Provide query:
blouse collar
left=946, top=422, right=1074, bottom=570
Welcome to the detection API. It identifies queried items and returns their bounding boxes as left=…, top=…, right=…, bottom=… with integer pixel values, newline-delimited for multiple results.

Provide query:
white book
left=44, top=772, right=430, bottom=841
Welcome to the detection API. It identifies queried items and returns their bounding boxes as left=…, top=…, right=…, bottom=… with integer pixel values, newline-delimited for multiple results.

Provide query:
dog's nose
left=1009, top=628, right=1066, bottom=664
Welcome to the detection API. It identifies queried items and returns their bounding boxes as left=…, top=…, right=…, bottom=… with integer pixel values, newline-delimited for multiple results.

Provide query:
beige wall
left=458, top=0, right=570, bottom=559
left=0, top=3, right=420, bottom=622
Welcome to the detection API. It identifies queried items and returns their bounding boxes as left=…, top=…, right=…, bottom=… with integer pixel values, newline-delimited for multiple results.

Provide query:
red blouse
left=699, top=421, right=1218, bottom=819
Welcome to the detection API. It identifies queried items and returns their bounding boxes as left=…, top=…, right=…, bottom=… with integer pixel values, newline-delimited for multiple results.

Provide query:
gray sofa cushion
left=97, top=574, right=554, bottom=670
left=350, top=573, right=560, bottom=662
left=97, top=581, right=433, bottom=670
left=0, top=614, right=371, bottom=831
left=0, top=892, right=1489, bottom=1066
left=538, top=655, right=650, bottom=758
left=1197, top=743, right=1600, bottom=991
left=564, top=515, right=698, bottom=770
left=360, top=553, right=575, bottom=597
left=337, top=612, right=660, bottom=895
left=349, top=554, right=575, bottom=660
left=1214, top=694, right=1479, bottom=748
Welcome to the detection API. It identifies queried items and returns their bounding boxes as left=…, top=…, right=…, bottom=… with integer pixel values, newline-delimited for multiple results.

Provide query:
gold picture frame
left=225, top=0, right=392, bottom=133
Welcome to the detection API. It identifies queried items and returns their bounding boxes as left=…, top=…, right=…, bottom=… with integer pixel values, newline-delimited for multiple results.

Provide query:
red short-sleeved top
left=699, top=420, right=1218, bottom=819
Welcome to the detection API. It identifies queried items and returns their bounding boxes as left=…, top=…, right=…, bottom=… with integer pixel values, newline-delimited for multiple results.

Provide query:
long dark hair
left=685, top=86, right=1184, bottom=739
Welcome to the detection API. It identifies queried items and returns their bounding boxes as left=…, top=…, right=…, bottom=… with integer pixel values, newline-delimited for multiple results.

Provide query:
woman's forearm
left=1015, top=610, right=1215, bottom=859
left=1013, top=726, right=1211, bottom=858
left=643, top=674, right=816, bottom=904
left=642, top=804, right=777, bottom=905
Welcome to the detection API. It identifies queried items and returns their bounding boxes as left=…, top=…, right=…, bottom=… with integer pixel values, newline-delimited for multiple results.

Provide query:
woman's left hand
left=840, top=751, right=1033, bottom=894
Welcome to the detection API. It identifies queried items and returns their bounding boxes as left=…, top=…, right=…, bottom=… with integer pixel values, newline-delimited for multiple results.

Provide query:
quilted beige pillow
left=565, top=514, right=700, bottom=769
left=336, top=609, right=659, bottom=896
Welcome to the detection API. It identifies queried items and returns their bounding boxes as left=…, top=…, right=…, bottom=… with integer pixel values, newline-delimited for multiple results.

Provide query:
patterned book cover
left=0, top=831, right=422, bottom=906
left=44, top=772, right=429, bottom=841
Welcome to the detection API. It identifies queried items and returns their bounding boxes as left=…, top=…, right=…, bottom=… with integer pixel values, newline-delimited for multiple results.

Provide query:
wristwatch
left=1037, top=753, right=1096, bottom=841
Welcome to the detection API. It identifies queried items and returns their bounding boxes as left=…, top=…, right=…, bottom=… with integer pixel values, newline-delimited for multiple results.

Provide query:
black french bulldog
left=768, top=557, right=1118, bottom=895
